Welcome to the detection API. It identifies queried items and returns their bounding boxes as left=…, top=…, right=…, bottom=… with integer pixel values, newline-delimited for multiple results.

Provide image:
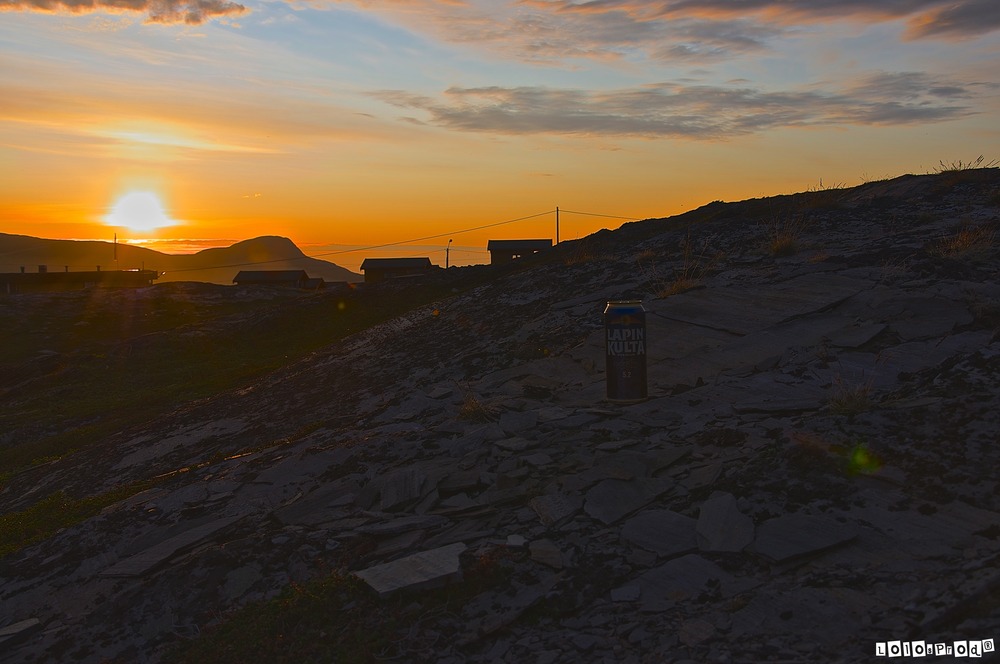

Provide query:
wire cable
left=12, top=206, right=643, bottom=276
left=165, top=210, right=553, bottom=274
left=559, top=209, right=643, bottom=221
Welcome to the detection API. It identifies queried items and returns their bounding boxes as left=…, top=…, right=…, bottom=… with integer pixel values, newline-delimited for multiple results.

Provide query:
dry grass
left=879, top=255, right=912, bottom=284
left=934, top=155, right=998, bottom=173
left=932, top=156, right=999, bottom=187
left=457, top=391, right=497, bottom=422
left=763, top=215, right=807, bottom=257
left=928, top=225, right=995, bottom=261
left=562, top=241, right=604, bottom=266
left=829, top=357, right=883, bottom=415
left=638, top=230, right=721, bottom=297
left=829, top=377, right=875, bottom=415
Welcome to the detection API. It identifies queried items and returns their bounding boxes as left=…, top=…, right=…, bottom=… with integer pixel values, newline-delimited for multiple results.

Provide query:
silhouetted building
left=360, top=258, right=434, bottom=283
left=233, top=270, right=312, bottom=288
left=0, top=269, right=158, bottom=294
left=303, top=277, right=326, bottom=290
left=487, top=239, right=552, bottom=265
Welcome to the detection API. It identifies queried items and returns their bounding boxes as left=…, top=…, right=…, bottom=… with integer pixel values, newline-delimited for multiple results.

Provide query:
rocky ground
left=2, top=170, right=1000, bottom=662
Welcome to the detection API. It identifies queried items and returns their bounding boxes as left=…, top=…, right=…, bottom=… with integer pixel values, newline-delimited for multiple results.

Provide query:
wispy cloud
left=0, top=0, right=246, bottom=24
left=373, top=71, right=978, bottom=139
left=903, top=0, right=1000, bottom=39
left=322, top=0, right=1000, bottom=69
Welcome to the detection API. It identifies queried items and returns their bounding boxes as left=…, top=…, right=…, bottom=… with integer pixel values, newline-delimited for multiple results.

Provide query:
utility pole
left=555, top=207, right=560, bottom=245
left=446, top=239, right=452, bottom=268
left=114, top=233, right=118, bottom=271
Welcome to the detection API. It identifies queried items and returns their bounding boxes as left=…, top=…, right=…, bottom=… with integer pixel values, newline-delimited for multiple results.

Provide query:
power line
left=121, top=206, right=643, bottom=275
left=165, top=210, right=553, bottom=274
left=559, top=209, right=643, bottom=221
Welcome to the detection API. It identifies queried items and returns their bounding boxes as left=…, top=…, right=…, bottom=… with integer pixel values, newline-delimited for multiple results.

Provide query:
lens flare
left=106, top=192, right=175, bottom=232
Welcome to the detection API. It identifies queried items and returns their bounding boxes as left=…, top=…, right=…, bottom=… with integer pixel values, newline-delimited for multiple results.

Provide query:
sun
left=106, top=191, right=175, bottom=233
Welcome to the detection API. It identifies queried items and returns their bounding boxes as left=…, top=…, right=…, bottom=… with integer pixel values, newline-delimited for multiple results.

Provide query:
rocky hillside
left=1, top=170, right=999, bottom=662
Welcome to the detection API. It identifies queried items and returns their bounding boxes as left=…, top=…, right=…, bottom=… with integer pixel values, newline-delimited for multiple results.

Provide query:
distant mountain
left=0, top=234, right=361, bottom=284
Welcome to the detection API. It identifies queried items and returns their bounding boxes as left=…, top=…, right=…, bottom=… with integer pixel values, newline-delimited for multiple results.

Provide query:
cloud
left=0, top=0, right=247, bottom=24
left=372, top=71, right=977, bottom=139
left=326, top=0, right=778, bottom=64
left=321, top=0, right=1000, bottom=69
left=904, top=0, right=1000, bottom=39
left=645, top=0, right=1000, bottom=40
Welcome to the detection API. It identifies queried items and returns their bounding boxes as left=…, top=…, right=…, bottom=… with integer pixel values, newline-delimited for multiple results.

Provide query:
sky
left=1, top=0, right=998, bottom=272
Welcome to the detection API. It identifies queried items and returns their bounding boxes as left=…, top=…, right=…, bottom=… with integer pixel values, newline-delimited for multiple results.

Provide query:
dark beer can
left=604, top=300, right=647, bottom=402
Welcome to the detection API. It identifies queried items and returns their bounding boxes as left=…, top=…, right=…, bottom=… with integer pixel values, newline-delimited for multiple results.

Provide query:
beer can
left=604, top=300, right=647, bottom=402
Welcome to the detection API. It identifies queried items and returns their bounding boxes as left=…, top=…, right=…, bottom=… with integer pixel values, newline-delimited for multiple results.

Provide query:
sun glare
left=106, top=192, right=175, bottom=233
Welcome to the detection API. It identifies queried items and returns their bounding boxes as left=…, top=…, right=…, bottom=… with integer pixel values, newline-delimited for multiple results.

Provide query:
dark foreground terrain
left=2, top=169, right=1000, bottom=662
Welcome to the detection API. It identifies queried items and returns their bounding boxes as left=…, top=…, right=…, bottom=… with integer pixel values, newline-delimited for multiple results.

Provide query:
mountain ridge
left=0, top=233, right=361, bottom=284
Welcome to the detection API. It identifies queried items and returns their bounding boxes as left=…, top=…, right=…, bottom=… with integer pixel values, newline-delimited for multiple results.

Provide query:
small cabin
left=233, top=270, right=311, bottom=288
left=487, top=239, right=552, bottom=265
left=360, top=258, right=434, bottom=283
left=1, top=268, right=158, bottom=294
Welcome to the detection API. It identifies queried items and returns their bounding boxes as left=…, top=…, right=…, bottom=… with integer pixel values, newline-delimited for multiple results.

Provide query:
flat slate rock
left=634, top=554, right=751, bottom=611
left=101, top=515, right=243, bottom=578
left=0, top=618, right=42, bottom=647
left=754, top=513, right=858, bottom=563
left=657, top=273, right=869, bottom=335
left=529, top=539, right=564, bottom=569
left=354, top=542, right=467, bottom=598
left=379, top=467, right=429, bottom=511
left=530, top=493, right=583, bottom=526
left=584, top=477, right=672, bottom=525
left=696, top=492, right=755, bottom=552
left=356, top=514, right=449, bottom=536
left=499, top=410, right=539, bottom=434
left=620, top=509, right=697, bottom=557
left=731, top=587, right=876, bottom=645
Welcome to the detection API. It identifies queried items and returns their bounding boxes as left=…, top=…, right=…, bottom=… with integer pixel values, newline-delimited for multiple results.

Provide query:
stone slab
left=354, top=543, right=467, bottom=598
left=696, top=492, right=754, bottom=552
left=273, top=479, right=361, bottom=526
left=651, top=313, right=855, bottom=389
left=634, top=554, right=752, bottom=611
left=731, top=587, right=878, bottom=645
left=356, top=514, right=449, bottom=536
left=101, top=515, right=243, bottom=577
left=0, top=619, right=42, bottom=648
left=112, top=418, right=247, bottom=471
left=379, top=467, right=428, bottom=511
left=620, top=509, right=697, bottom=557
left=530, top=493, right=583, bottom=526
left=827, top=322, right=886, bottom=348
left=529, top=539, right=564, bottom=569
left=753, top=513, right=858, bottom=563
left=499, top=410, right=539, bottom=434
left=888, top=296, right=973, bottom=340
left=655, top=273, right=869, bottom=335
left=584, top=477, right=672, bottom=525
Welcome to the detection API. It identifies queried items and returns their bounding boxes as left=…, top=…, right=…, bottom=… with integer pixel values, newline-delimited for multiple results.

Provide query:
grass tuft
left=934, top=155, right=998, bottom=173
left=928, top=225, right=995, bottom=261
left=829, top=372, right=877, bottom=415
left=638, top=229, right=721, bottom=297
left=828, top=356, right=883, bottom=415
left=457, top=391, right=497, bottom=422
left=763, top=214, right=807, bottom=258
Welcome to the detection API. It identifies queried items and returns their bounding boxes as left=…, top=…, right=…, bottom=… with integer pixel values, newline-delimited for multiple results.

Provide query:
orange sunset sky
left=1, top=1, right=999, bottom=272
